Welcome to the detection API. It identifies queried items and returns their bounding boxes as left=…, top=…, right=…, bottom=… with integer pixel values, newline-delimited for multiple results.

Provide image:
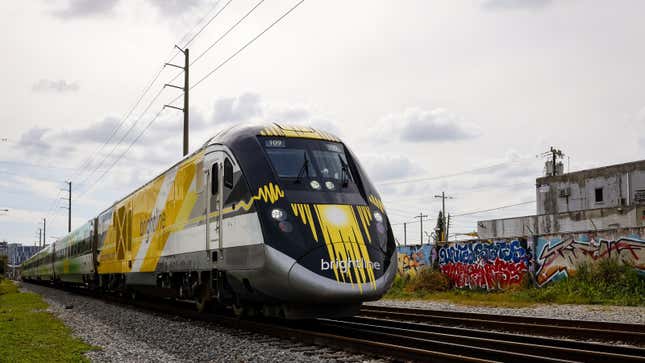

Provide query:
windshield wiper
left=295, top=151, right=310, bottom=184
left=338, top=154, right=350, bottom=187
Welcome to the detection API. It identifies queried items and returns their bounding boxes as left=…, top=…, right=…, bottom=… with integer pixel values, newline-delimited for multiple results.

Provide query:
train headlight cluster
left=271, top=208, right=286, bottom=221
left=310, top=180, right=321, bottom=190
left=373, top=211, right=383, bottom=223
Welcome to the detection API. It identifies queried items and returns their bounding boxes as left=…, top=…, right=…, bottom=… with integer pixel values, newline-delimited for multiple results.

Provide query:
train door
left=205, top=152, right=225, bottom=252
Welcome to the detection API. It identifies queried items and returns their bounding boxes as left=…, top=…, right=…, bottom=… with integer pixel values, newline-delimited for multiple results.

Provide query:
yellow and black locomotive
left=22, top=124, right=397, bottom=318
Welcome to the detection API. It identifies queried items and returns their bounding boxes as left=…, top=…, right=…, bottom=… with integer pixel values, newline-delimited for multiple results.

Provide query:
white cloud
left=12, top=176, right=63, bottom=199
left=147, top=0, right=204, bottom=17
left=32, top=79, right=79, bottom=93
left=480, top=0, right=552, bottom=10
left=361, top=153, right=421, bottom=183
left=371, top=108, right=480, bottom=144
left=50, top=0, right=119, bottom=19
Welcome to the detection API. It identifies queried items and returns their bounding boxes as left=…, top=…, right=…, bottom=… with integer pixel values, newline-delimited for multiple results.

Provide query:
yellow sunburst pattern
left=356, top=205, right=373, bottom=243
left=291, top=203, right=318, bottom=241
left=259, top=124, right=340, bottom=142
left=292, top=204, right=377, bottom=292
left=368, top=195, right=385, bottom=213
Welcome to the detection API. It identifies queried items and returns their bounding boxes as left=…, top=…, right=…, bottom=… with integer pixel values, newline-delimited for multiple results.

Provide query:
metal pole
left=403, top=222, right=407, bottom=247
left=43, top=218, right=46, bottom=247
left=39, top=228, right=42, bottom=247
left=68, top=181, right=72, bottom=233
left=420, top=214, right=423, bottom=245
left=183, top=48, right=189, bottom=157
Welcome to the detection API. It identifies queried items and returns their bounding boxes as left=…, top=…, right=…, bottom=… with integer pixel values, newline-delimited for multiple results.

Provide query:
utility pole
left=434, top=192, right=454, bottom=242
left=446, top=214, right=451, bottom=243
left=541, top=147, right=564, bottom=176
left=414, top=212, right=428, bottom=245
left=38, top=228, right=42, bottom=248
left=62, top=181, right=72, bottom=233
left=164, top=46, right=190, bottom=157
left=403, top=222, right=407, bottom=247
left=42, top=218, right=46, bottom=247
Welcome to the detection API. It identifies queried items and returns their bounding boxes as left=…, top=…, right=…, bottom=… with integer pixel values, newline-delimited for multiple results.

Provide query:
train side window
left=211, top=164, right=219, bottom=195
left=224, top=158, right=233, bottom=189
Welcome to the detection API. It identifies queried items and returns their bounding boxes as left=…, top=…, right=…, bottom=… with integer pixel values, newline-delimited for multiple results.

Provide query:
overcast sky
left=1, top=0, right=644, bottom=245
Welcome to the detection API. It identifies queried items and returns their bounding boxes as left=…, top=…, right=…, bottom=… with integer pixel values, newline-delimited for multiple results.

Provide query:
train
left=22, top=124, right=397, bottom=319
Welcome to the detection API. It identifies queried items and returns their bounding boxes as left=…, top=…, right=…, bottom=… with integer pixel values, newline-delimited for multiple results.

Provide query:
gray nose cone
left=256, top=245, right=396, bottom=303
left=287, top=249, right=397, bottom=303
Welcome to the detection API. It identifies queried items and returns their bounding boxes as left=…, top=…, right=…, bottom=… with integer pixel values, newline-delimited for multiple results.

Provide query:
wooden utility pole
left=414, top=212, right=428, bottom=245
left=62, top=181, right=71, bottom=233
left=164, top=46, right=190, bottom=156
left=67, top=181, right=71, bottom=233
left=434, top=192, right=454, bottom=242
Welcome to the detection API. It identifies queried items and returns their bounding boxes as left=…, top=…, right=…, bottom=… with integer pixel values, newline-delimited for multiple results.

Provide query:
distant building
left=536, top=159, right=645, bottom=215
left=478, top=159, right=645, bottom=239
left=0, top=241, right=42, bottom=266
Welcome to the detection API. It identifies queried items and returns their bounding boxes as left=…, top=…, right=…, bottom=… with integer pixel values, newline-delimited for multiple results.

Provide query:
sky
left=1, top=0, right=644, bottom=246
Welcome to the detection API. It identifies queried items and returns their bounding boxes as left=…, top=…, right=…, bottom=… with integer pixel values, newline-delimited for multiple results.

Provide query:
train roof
left=96, top=123, right=341, bottom=217
left=209, top=123, right=341, bottom=145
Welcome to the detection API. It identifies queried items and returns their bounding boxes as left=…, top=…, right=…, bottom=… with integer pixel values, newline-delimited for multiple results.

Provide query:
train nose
left=286, top=243, right=394, bottom=302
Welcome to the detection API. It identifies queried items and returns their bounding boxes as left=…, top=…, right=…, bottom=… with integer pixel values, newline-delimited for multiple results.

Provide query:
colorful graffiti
left=438, top=240, right=529, bottom=290
left=397, top=245, right=433, bottom=276
left=536, top=235, right=645, bottom=286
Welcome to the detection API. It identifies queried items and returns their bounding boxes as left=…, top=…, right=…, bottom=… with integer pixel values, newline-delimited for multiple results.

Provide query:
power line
left=79, top=0, right=305, bottom=198
left=181, top=0, right=234, bottom=49
left=70, top=1, right=232, bottom=185
left=378, top=156, right=535, bottom=187
left=77, top=108, right=167, bottom=198
left=191, top=0, right=266, bottom=66
left=190, top=0, right=306, bottom=91
left=451, top=200, right=536, bottom=217
left=76, top=87, right=167, bottom=192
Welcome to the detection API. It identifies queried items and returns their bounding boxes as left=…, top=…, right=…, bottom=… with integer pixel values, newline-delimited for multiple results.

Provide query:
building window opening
left=595, top=187, right=604, bottom=203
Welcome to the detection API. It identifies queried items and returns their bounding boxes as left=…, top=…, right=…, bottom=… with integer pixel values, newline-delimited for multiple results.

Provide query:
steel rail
left=321, top=316, right=645, bottom=363
left=361, top=305, right=645, bottom=345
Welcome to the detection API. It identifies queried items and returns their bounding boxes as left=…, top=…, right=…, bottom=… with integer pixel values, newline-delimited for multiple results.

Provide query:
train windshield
left=262, top=138, right=353, bottom=185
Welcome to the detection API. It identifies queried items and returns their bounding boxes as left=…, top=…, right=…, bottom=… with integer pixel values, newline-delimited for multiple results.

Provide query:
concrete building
left=478, top=159, right=645, bottom=239
left=536, top=159, right=645, bottom=215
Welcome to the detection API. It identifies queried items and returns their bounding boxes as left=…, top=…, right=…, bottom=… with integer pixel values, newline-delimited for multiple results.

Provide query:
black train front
left=216, top=124, right=397, bottom=318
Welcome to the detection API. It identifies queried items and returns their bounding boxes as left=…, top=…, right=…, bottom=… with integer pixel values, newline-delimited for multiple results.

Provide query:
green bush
left=406, top=268, right=451, bottom=293
left=528, top=258, right=645, bottom=306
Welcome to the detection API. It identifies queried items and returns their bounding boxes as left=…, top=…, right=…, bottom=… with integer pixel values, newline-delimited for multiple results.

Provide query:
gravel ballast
left=366, top=299, right=645, bottom=325
left=20, top=282, right=383, bottom=363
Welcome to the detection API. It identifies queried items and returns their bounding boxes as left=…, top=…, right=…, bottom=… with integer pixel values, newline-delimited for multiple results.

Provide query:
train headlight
left=310, top=180, right=321, bottom=190
left=373, top=211, right=383, bottom=223
left=278, top=221, right=293, bottom=233
left=325, top=181, right=335, bottom=190
left=271, top=208, right=286, bottom=221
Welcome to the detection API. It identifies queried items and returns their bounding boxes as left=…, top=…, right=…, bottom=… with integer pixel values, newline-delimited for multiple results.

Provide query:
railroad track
left=360, top=305, right=645, bottom=346
left=123, top=299, right=645, bottom=362
left=23, top=283, right=645, bottom=362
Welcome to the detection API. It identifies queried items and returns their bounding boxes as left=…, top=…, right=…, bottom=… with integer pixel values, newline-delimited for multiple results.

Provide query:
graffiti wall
left=535, top=229, right=645, bottom=286
left=398, top=227, right=645, bottom=291
left=397, top=244, right=434, bottom=276
left=438, top=239, right=530, bottom=290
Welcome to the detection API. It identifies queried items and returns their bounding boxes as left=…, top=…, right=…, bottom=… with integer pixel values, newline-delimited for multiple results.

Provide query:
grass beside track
left=0, top=279, right=95, bottom=362
left=386, top=259, right=645, bottom=307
